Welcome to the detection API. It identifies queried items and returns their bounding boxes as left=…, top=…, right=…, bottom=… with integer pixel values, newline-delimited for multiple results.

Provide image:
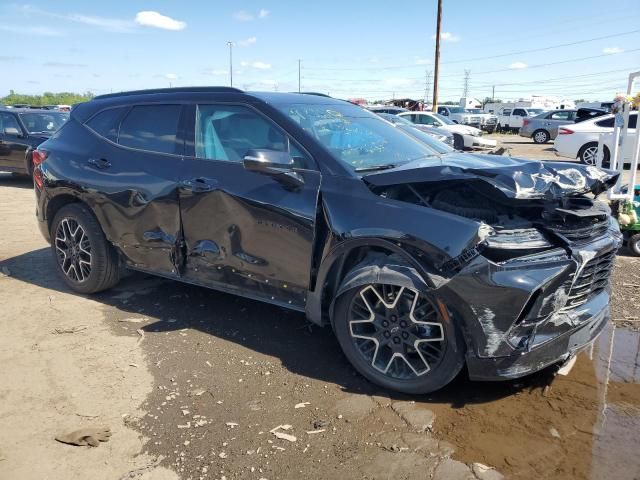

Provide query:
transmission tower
left=462, top=69, right=471, bottom=99
left=423, top=69, right=433, bottom=106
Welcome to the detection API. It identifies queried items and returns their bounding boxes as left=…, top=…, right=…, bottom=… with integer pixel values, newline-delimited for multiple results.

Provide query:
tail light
left=31, top=149, right=48, bottom=189
left=523, top=119, right=530, bottom=127
left=558, top=128, right=574, bottom=135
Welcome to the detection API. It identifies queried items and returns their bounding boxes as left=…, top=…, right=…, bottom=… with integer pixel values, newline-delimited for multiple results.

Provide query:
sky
left=1, top=0, right=639, bottom=102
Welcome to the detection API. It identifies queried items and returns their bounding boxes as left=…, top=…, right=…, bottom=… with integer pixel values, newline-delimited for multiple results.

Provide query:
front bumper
left=466, top=135, right=497, bottom=149
left=437, top=225, right=621, bottom=381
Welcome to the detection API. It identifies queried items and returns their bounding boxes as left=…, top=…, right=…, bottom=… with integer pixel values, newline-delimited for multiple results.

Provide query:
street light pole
left=227, top=41, right=234, bottom=87
left=432, top=0, right=442, bottom=112
left=298, top=59, right=301, bottom=93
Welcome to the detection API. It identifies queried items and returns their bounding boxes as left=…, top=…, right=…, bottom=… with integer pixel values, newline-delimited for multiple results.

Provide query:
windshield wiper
left=354, top=164, right=398, bottom=172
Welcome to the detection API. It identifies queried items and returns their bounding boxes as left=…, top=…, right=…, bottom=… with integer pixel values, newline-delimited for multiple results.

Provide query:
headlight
left=482, top=228, right=554, bottom=262
left=485, top=228, right=552, bottom=249
left=444, top=136, right=454, bottom=146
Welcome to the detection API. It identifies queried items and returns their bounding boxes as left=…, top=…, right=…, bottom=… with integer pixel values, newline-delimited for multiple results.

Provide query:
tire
left=332, top=265, right=465, bottom=394
left=629, top=233, right=640, bottom=257
left=578, top=142, right=610, bottom=168
left=532, top=129, right=550, bottom=144
left=50, top=203, right=121, bottom=294
left=453, top=134, right=464, bottom=151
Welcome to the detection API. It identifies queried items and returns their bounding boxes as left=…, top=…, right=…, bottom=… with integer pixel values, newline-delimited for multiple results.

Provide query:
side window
left=118, top=104, right=182, bottom=155
left=595, top=117, right=615, bottom=128
left=513, top=109, right=525, bottom=116
left=629, top=115, right=637, bottom=129
left=421, top=115, right=437, bottom=126
left=86, top=107, right=126, bottom=141
left=549, top=111, right=570, bottom=120
left=195, top=104, right=310, bottom=167
left=0, top=113, right=21, bottom=134
left=502, top=109, right=511, bottom=116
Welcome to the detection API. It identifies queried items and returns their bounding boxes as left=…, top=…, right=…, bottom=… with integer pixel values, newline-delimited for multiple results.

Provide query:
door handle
left=87, top=157, right=111, bottom=169
left=181, top=177, right=218, bottom=193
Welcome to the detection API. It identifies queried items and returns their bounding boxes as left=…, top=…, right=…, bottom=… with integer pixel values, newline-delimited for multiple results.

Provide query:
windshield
left=465, top=109, right=483, bottom=114
left=433, top=113, right=455, bottom=125
left=447, top=107, right=465, bottom=113
left=397, top=125, right=454, bottom=154
left=18, top=112, right=69, bottom=134
left=273, top=102, right=437, bottom=170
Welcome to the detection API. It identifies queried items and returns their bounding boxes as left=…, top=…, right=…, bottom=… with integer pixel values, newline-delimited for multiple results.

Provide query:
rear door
left=81, top=103, right=185, bottom=274
left=545, top=110, right=574, bottom=136
left=511, top=108, right=527, bottom=128
left=176, top=102, right=321, bottom=309
left=0, top=112, right=27, bottom=172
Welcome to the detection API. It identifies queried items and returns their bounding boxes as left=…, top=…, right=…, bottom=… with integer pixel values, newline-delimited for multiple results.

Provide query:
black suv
left=0, top=107, right=69, bottom=176
left=34, top=87, right=621, bottom=393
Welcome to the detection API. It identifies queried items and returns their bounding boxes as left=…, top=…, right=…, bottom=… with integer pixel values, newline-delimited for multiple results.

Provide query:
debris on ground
left=55, top=426, right=112, bottom=447
left=270, top=425, right=297, bottom=442
left=294, top=402, right=311, bottom=409
left=52, top=325, right=88, bottom=335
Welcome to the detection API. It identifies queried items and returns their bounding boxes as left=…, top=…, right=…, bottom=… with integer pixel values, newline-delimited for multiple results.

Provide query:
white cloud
left=44, top=61, right=87, bottom=68
left=135, top=11, right=186, bottom=31
left=603, top=47, right=623, bottom=54
left=206, top=69, right=229, bottom=76
left=238, top=36, right=257, bottom=47
left=164, top=73, right=178, bottom=80
left=509, top=62, right=527, bottom=69
left=240, top=61, right=249, bottom=67
left=415, top=57, right=431, bottom=65
left=251, top=61, right=271, bottom=70
left=233, top=10, right=254, bottom=21
left=259, top=9, right=270, bottom=18
left=432, top=32, right=460, bottom=42
left=0, top=25, right=63, bottom=36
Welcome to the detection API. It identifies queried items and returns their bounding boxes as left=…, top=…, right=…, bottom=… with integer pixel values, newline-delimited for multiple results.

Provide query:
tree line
left=1, top=90, right=94, bottom=106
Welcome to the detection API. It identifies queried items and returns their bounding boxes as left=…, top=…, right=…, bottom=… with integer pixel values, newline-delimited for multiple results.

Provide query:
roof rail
left=93, top=86, right=243, bottom=100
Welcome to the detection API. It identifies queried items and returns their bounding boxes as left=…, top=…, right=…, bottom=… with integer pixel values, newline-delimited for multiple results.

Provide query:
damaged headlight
left=482, top=228, right=554, bottom=262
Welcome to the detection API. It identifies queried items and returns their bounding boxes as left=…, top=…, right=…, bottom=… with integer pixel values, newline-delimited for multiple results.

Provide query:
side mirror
left=4, top=127, right=21, bottom=137
left=243, top=149, right=303, bottom=188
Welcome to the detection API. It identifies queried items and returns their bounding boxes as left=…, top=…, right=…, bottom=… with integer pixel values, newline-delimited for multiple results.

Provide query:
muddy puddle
left=423, top=322, right=640, bottom=479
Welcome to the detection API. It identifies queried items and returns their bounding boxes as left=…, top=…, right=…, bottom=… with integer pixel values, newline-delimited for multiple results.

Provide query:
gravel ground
left=1, top=137, right=639, bottom=480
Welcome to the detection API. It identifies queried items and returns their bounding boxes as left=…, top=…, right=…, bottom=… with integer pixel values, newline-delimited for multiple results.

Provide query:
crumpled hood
left=363, top=153, right=619, bottom=199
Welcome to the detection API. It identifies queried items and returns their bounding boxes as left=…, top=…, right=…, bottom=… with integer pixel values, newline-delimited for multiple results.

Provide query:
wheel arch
left=46, top=193, right=97, bottom=235
left=305, top=237, right=436, bottom=327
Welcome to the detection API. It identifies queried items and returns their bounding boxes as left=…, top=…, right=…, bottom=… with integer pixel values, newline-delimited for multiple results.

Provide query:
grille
left=484, top=117, right=497, bottom=125
left=560, top=249, right=615, bottom=312
left=470, top=116, right=481, bottom=123
left=550, top=221, right=609, bottom=243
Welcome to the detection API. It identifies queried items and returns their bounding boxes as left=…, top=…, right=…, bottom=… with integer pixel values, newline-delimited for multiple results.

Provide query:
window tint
left=195, top=104, right=309, bottom=167
left=0, top=113, right=21, bottom=133
left=513, top=109, right=526, bottom=116
left=86, top=107, right=126, bottom=141
left=416, top=114, right=438, bottom=126
left=118, top=105, right=181, bottom=154
left=630, top=115, right=637, bottom=129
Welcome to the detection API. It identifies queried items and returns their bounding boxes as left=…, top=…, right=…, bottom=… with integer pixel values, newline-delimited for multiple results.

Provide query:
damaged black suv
left=34, top=88, right=622, bottom=393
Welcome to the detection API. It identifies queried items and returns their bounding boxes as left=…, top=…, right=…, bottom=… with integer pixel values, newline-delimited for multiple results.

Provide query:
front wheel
left=50, top=203, right=121, bottom=294
left=629, top=233, right=640, bottom=257
left=453, top=133, right=464, bottom=150
left=333, top=279, right=464, bottom=394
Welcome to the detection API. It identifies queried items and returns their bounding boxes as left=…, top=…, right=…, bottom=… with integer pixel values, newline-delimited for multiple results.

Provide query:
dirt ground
left=1, top=138, right=639, bottom=480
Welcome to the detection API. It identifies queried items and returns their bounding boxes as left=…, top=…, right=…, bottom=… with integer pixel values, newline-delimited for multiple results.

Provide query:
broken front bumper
left=436, top=225, right=621, bottom=381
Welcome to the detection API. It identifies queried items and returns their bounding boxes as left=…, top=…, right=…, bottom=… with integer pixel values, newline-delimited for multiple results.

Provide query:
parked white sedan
left=553, top=113, right=637, bottom=166
left=397, top=111, right=497, bottom=151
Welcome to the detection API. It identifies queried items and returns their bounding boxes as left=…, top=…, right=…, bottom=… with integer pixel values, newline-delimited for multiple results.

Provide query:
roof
left=93, top=86, right=243, bottom=100
left=0, top=107, right=67, bottom=114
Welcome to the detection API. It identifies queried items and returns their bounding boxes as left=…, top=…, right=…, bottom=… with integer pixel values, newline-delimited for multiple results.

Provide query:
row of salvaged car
left=367, top=104, right=638, bottom=167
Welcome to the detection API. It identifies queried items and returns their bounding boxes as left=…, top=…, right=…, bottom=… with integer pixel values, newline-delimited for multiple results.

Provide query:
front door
left=0, top=112, right=27, bottom=172
left=177, top=103, right=321, bottom=309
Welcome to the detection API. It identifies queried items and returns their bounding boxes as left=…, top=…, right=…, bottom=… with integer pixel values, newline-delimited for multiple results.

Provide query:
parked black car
left=33, top=87, right=621, bottom=393
left=0, top=107, right=69, bottom=176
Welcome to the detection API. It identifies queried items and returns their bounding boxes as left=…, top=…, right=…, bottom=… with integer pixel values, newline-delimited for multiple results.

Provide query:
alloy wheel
left=582, top=146, right=598, bottom=165
left=347, top=284, right=446, bottom=379
left=533, top=131, right=548, bottom=143
left=54, top=218, right=92, bottom=283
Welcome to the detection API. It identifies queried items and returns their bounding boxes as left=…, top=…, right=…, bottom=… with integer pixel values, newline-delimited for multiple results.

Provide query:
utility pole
left=432, top=0, right=442, bottom=112
left=462, top=69, right=470, bottom=100
left=423, top=69, right=432, bottom=107
left=227, top=41, right=234, bottom=87
left=492, top=85, right=495, bottom=102
left=298, top=59, right=301, bottom=93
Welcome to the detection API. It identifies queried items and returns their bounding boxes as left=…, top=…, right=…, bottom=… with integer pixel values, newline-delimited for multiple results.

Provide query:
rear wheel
left=333, top=274, right=464, bottom=394
left=578, top=142, right=610, bottom=168
left=50, top=204, right=121, bottom=293
left=532, top=129, right=550, bottom=144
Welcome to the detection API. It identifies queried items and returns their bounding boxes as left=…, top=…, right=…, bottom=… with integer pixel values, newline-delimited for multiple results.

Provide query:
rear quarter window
left=118, top=104, right=182, bottom=155
left=85, top=107, right=127, bottom=142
